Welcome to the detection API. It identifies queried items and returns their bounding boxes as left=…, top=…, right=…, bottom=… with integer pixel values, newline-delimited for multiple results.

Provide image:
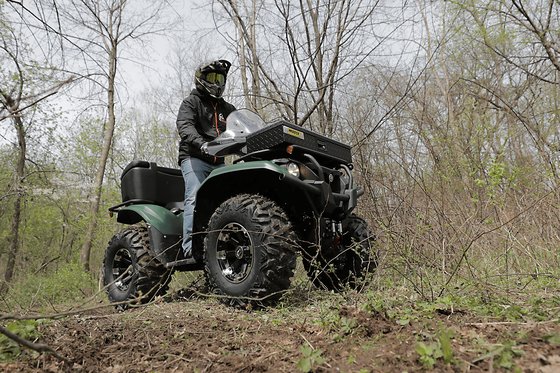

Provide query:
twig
left=34, top=256, right=61, bottom=275
left=299, top=333, right=314, bottom=350
left=466, top=319, right=559, bottom=326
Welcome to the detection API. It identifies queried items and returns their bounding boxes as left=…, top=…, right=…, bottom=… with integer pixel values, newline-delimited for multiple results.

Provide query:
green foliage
left=415, top=341, right=440, bottom=369
left=5, top=261, right=97, bottom=311
left=296, top=344, right=325, bottom=373
left=438, top=328, right=455, bottom=364
left=475, top=341, right=523, bottom=371
left=473, top=158, right=518, bottom=203
left=359, top=285, right=560, bottom=333
left=361, top=292, right=459, bottom=325
left=0, top=320, right=41, bottom=362
left=315, top=307, right=358, bottom=341
left=115, top=108, right=178, bottom=168
left=62, top=116, right=105, bottom=179
left=544, top=334, right=560, bottom=346
left=461, top=292, right=560, bottom=322
left=415, top=327, right=455, bottom=369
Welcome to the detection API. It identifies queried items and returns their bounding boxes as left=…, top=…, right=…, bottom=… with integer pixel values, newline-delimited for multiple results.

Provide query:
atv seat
left=120, top=160, right=184, bottom=209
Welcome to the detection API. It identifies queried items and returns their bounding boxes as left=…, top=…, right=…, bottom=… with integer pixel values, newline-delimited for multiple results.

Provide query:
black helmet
left=194, top=59, right=231, bottom=98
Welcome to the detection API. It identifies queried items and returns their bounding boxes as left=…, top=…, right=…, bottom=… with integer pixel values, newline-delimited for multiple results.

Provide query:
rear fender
left=115, top=204, right=182, bottom=236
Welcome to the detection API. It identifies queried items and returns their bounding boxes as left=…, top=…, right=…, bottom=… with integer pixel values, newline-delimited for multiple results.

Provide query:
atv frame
left=103, top=110, right=376, bottom=309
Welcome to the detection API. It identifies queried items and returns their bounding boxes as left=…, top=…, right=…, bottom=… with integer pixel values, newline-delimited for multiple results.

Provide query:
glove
left=200, top=142, right=209, bottom=155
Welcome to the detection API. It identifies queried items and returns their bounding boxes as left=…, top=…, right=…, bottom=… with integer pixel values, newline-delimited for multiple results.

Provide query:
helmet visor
left=205, top=72, right=225, bottom=85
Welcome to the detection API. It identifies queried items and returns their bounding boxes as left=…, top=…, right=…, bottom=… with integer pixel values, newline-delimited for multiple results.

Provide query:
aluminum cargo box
left=246, top=120, right=352, bottom=165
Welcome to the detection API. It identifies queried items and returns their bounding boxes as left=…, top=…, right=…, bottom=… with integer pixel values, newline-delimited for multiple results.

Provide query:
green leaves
left=474, top=341, right=524, bottom=370
left=297, top=345, right=325, bottom=373
left=0, top=320, right=41, bottom=362
left=416, top=341, right=439, bottom=369
left=415, top=327, right=456, bottom=369
left=438, top=328, right=454, bottom=364
left=315, top=308, right=358, bottom=341
left=544, top=334, right=560, bottom=346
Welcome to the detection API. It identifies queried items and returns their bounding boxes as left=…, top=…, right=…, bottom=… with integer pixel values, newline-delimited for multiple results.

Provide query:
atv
left=103, top=109, right=376, bottom=309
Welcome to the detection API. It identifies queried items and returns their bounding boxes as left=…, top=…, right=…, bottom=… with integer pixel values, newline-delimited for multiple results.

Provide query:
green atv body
left=103, top=110, right=376, bottom=309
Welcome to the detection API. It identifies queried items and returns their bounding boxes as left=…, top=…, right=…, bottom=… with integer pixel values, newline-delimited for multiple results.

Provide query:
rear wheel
left=304, top=215, right=376, bottom=291
left=204, top=194, right=297, bottom=308
left=103, top=226, right=171, bottom=309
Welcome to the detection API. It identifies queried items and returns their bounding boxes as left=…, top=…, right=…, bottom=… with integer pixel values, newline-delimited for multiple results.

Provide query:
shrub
left=4, top=261, right=97, bottom=311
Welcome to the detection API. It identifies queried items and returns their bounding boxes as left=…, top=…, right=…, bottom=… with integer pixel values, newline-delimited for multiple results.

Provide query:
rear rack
left=108, top=199, right=155, bottom=213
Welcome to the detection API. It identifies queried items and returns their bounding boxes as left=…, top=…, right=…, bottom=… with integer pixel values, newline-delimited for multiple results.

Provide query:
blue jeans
left=180, top=157, right=222, bottom=256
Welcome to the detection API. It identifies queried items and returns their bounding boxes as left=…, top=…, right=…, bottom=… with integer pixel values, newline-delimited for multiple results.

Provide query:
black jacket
left=176, top=89, right=236, bottom=165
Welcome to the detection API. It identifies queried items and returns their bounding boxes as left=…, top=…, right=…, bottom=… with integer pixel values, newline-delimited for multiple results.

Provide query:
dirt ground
left=2, top=288, right=560, bottom=372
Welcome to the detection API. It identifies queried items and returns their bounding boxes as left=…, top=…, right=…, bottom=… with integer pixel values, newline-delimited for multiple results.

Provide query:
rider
left=176, top=59, right=236, bottom=258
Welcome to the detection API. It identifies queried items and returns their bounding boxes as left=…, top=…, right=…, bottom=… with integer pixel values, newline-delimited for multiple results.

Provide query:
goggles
left=205, top=72, right=225, bottom=85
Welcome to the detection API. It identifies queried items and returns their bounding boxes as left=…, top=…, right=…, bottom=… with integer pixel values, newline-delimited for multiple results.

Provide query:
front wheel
left=103, top=226, right=171, bottom=309
left=204, top=194, right=297, bottom=308
left=304, top=215, right=377, bottom=291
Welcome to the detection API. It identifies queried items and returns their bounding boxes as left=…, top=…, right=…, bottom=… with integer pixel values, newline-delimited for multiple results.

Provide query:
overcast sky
left=122, top=0, right=229, bottom=96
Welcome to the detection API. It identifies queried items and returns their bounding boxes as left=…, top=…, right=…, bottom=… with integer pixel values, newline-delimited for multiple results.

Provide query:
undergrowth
left=0, top=260, right=97, bottom=313
left=0, top=320, right=43, bottom=362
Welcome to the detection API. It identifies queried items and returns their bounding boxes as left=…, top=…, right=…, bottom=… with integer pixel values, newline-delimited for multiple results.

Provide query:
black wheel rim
left=215, top=222, right=254, bottom=284
left=112, top=247, right=134, bottom=291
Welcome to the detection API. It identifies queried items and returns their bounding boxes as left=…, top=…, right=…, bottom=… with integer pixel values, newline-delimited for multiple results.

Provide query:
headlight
left=286, top=162, right=300, bottom=178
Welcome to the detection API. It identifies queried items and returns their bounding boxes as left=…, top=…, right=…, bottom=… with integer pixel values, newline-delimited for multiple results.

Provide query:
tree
left=8, top=0, right=173, bottom=271
left=0, top=34, right=27, bottom=287
left=459, top=0, right=560, bottom=179
left=216, top=0, right=400, bottom=135
left=351, top=0, right=560, bottom=297
left=0, top=5, right=74, bottom=287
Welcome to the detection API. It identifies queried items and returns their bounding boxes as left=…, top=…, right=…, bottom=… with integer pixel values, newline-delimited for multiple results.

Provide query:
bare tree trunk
left=233, top=0, right=252, bottom=108
left=248, top=0, right=261, bottom=111
left=3, top=112, right=26, bottom=289
left=229, top=0, right=261, bottom=111
left=80, top=38, right=118, bottom=272
left=218, top=0, right=379, bottom=130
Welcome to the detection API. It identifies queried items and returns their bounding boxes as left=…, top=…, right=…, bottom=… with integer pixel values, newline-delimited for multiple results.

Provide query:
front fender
left=205, top=160, right=289, bottom=179
left=116, top=204, right=182, bottom=235
left=193, top=161, right=288, bottom=228
left=195, top=160, right=289, bottom=205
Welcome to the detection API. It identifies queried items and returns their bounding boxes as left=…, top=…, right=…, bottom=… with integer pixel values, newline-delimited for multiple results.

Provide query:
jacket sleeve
left=176, top=96, right=205, bottom=148
left=226, top=102, right=237, bottom=116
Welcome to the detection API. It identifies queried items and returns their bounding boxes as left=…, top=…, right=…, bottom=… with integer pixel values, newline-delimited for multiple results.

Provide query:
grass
left=1, top=269, right=559, bottom=371
left=1, top=260, right=98, bottom=313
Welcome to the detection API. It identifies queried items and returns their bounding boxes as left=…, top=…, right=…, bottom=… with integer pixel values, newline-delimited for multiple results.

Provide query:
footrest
left=164, top=258, right=197, bottom=268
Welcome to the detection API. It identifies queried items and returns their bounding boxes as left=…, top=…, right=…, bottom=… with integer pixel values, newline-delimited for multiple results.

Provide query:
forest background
left=1, top=0, right=560, bottom=338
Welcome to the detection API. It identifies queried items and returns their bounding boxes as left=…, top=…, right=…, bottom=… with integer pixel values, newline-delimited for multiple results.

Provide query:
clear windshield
left=219, top=109, right=266, bottom=139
